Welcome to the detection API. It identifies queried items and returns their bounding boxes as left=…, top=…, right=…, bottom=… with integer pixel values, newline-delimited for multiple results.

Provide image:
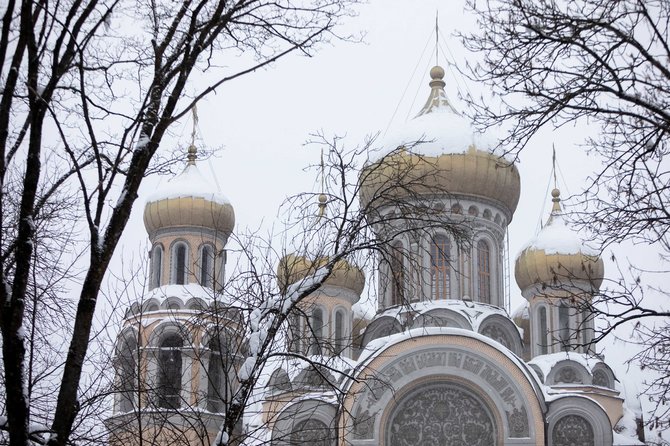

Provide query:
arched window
left=288, top=313, right=301, bottom=353
left=539, top=306, right=548, bottom=355
left=157, top=333, right=183, bottom=408
left=207, top=337, right=228, bottom=413
left=552, top=414, right=594, bottom=446
left=311, top=308, right=324, bottom=355
left=151, top=245, right=163, bottom=289
left=117, top=337, right=137, bottom=412
left=200, top=244, right=215, bottom=288
left=581, top=307, right=592, bottom=348
left=334, top=310, right=345, bottom=354
left=431, top=235, right=451, bottom=300
left=477, top=240, right=491, bottom=303
left=171, top=242, right=189, bottom=285
left=559, top=304, right=570, bottom=351
left=390, top=241, right=404, bottom=306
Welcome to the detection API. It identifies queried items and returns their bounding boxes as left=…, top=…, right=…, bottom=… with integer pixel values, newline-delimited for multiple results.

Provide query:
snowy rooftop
left=145, top=161, right=231, bottom=206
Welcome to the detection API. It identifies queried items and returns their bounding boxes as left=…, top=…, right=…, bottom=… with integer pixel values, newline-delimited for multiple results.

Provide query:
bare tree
left=463, top=0, right=670, bottom=433
left=0, top=1, right=360, bottom=444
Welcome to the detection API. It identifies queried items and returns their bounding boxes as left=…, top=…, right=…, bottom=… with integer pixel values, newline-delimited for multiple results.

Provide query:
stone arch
left=142, top=298, right=160, bottom=313
left=185, top=297, right=206, bottom=311
left=483, top=209, right=492, bottom=220
left=591, top=363, right=615, bottom=389
left=272, top=399, right=337, bottom=446
left=161, top=296, right=184, bottom=311
left=268, top=368, right=292, bottom=393
left=468, top=205, right=479, bottom=216
left=478, top=314, right=523, bottom=356
left=147, top=320, right=193, bottom=347
left=412, top=308, right=473, bottom=330
left=343, top=332, right=546, bottom=445
left=546, top=360, right=591, bottom=386
left=546, top=396, right=612, bottom=446
left=361, top=316, right=402, bottom=347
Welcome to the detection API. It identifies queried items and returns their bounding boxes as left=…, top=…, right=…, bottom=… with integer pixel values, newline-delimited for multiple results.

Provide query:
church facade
left=105, top=65, right=644, bottom=446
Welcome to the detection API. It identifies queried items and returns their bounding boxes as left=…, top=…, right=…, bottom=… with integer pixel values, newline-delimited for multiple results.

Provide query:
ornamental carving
left=556, top=366, right=582, bottom=384
left=290, top=419, right=331, bottom=445
left=592, top=369, right=610, bottom=388
left=552, top=414, right=594, bottom=446
left=481, top=323, right=511, bottom=349
left=387, top=383, right=496, bottom=446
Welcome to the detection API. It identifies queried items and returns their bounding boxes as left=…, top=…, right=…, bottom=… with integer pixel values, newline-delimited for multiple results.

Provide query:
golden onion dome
left=359, top=66, right=520, bottom=218
left=277, top=254, right=365, bottom=295
left=515, top=189, right=604, bottom=294
left=143, top=145, right=235, bottom=237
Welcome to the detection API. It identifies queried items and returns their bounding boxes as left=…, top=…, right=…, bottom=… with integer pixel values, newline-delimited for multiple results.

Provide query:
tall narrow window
left=559, top=304, right=570, bottom=351
left=390, top=241, right=404, bottom=306
left=431, top=235, right=451, bottom=300
left=539, top=307, right=548, bottom=355
left=200, top=244, right=215, bottom=288
left=581, top=307, right=592, bottom=349
left=151, top=245, right=163, bottom=289
left=157, top=333, right=183, bottom=408
left=311, top=308, right=324, bottom=355
left=335, top=310, right=344, bottom=354
left=172, top=242, right=188, bottom=285
left=477, top=240, right=491, bottom=303
left=118, top=337, right=137, bottom=412
left=289, top=313, right=301, bottom=353
left=207, top=337, right=227, bottom=413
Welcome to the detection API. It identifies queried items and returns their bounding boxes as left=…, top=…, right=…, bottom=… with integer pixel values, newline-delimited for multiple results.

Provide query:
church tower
left=106, top=145, right=240, bottom=446
left=515, top=188, right=605, bottom=358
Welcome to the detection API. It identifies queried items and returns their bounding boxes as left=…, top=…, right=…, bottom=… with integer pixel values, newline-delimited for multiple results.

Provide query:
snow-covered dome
left=515, top=188, right=604, bottom=294
left=143, top=145, right=235, bottom=237
left=277, top=254, right=365, bottom=295
left=359, top=65, right=520, bottom=219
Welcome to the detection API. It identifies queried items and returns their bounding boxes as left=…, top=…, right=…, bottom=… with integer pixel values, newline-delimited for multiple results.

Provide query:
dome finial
left=551, top=188, right=562, bottom=213
left=187, top=143, right=197, bottom=165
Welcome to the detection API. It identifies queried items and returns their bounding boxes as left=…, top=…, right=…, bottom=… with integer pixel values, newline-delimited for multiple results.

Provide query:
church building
left=105, top=64, right=645, bottom=446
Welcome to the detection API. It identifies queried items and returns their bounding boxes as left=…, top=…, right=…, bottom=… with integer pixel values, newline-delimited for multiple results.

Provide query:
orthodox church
left=105, top=64, right=645, bottom=445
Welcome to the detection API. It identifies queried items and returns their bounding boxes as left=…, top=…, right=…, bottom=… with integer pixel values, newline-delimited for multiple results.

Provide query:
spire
left=187, top=105, right=199, bottom=166
left=317, top=148, right=327, bottom=218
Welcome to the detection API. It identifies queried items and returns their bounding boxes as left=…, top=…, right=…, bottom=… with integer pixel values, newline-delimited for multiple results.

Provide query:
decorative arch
left=272, top=399, right=337, bottom=446
left=468, top=205, right=479, bottom=216
left=142, top=298, right=160, bottom=313
left=591, top=363, right=615, bottom=389
left=333, top=307, right=348, bottom=355
left=344, top=333, right=546, bottom=445
left=156, top=331, right=183, bottom=408
left=161, top=296, right=183, bottom=311
left=150, top=243, right=164, bottom=289
left=412, top=308, right=473, bottom=330
left=389, top=240, right=405, bottom=306
left=360, top=316, right=402, bottom=348
left=430, top=233, right=451, bottom=300
left=546, top=360, right=591, bottom=386
left=115, top=328, right=139, bottom=413
left=476, top=238, right=492, bottom=303
left=170, top=240, right=190, bottom=285
left=478, top=314, right=523, bottom=356
left=198, top=243, right=216, bottom=288
left=546, top=396, right=612, bottom=446
left=268, top=368, right=292, bottom=393
left=185, top=297, right=207, bottom=311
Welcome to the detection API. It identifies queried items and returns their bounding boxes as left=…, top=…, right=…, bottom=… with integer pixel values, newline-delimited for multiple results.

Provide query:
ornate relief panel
left=386, top=382, right=496, bottom=446
left=347, top=340, right=542, bottom=445
left=551, top=414, right=594, bottom=446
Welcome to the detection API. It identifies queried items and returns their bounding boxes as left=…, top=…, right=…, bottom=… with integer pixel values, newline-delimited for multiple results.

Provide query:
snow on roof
left=517, top=213, right=598, bottom=258
left=144, top=283, right=234, bottom=304
left=528, top=351, right=601, bottom=379
left=145, top=162, right=231, bottom=206
left=370, top=106, right=507, bottom=164
left=375, top=299, right=513, bottom=332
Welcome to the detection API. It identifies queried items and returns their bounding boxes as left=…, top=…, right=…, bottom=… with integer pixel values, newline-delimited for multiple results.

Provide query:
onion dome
left=359, top=65, right=520, bottom=219
left=143, top=145, right=235, bottom=238
left=515, top=189, right=604, bottom=293
left=277, top=254, right=365, bottom=295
